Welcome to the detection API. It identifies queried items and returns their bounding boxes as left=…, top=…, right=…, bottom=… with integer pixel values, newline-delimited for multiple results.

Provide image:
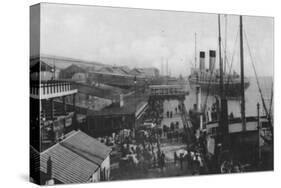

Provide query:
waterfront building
left=31, top=130, right=111, bottom=185
left=30, top=59, right=78, bottom=151
left=86, top=93, right=148, bottom=137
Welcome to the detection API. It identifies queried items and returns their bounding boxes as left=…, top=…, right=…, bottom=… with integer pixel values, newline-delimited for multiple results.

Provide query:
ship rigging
left=189, top=14, right=273, bottom=173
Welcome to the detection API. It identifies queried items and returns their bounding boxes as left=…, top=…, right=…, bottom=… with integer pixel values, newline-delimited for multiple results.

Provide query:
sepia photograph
left=29, top=3, right=274, bottom=185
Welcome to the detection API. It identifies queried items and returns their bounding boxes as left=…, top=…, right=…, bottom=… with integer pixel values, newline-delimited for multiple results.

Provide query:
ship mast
left=166, top=59, right=169, bottom=76
left=224, top=15, right=227, bottom=73
left=239, top=15, right=246, bottom=131
left=195, top=33, right=197, bottom=69
left=218, top=14, right=229, bottom=148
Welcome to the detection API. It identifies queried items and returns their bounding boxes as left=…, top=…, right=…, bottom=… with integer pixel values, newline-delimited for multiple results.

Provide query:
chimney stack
left=47, top=156, right=53, bottom=180
left=199, top=51, right=205, bottom=70
left=209, top=50, right=216, bottom=72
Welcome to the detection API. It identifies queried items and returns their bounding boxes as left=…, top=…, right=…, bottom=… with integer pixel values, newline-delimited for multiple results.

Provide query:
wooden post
left=72, top=93, right=78, bottom=130
left=50, top=98, right=56, bottom=143
left=240, top=15, right=246, bottom=132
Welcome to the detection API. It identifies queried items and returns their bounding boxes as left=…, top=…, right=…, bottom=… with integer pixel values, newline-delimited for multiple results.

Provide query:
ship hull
left=188, top=78, right=250, bottom=97
left=204, top=116, right=273, bottom=172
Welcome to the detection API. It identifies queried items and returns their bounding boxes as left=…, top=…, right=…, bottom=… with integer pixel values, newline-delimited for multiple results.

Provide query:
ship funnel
left=196, top=86, right=201, bottom=112
left=209, top=50, right=216, bottom=72
left=199, top=51, right=205, bottom=70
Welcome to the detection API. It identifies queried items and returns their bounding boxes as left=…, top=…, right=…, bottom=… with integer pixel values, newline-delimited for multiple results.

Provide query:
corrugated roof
left=30, top=146, right=40, bottom=174
left=61, top=131, right=111, bottom=165
left=40, top=131, right=111, bottom=184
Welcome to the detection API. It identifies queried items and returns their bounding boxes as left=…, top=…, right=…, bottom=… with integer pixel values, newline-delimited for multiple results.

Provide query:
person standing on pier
left=160, top=151, right=166, bottom=171
left=180, top=153, right=184, bottom=170
left=174, top=151, right=178, bottom=164
left=153, top=151, right=157, bottom=168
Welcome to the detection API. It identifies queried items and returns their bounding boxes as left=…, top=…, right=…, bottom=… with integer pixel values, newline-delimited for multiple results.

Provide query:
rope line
left=243, top=30, right=270, bottom=117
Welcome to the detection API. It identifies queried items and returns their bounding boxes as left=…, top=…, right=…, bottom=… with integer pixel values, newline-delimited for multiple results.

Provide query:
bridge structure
left=148, top=84, right=188, bottom=100
left=148, top=84, right=195, bottom=145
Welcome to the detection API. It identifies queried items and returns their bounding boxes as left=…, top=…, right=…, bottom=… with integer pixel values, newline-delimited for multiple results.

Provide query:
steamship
left=189, top=15, right=273, bottom=173
left=188, top=50, right=250, bottom=97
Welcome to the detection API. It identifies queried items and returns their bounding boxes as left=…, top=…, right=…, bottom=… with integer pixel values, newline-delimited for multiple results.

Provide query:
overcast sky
left=36, top=3, right=274, bottom=77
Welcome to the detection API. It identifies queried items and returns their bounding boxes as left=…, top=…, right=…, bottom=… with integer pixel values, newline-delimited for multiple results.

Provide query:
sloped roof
left=98, top=66, right=132, bottom=76
left=134, top=68, right=158, bottom=76
left=90, top=92, right=148, bottom=117
left=98, top=66, right=114, bottom=74
left=130, top=68, right=142, bottom=75
left=119, top=66, right=131, bottom=74
left=73, top=82, right=126, bottom=99
left=30, top=59, right=53, bottom=73
left=61, top=131, right=111, bottom=165
left=40, top=143, right=99, bottom=184
left=40, top=131, right=111, bottom=184
left=63, top=64, right=87, bottom=73
left=112, top=66, right=130, bottom=75
left=59, top=64, right=87, bottom=79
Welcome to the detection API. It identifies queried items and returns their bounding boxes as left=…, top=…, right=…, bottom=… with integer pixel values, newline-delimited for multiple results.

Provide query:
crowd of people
left=161, top=103, right=185, bottom=142
left=118, top=130, right=167, bottom=172
left=111, top=98, right=209, bottom=177
left=115, top=99, right=173, bottom=172
left=173, top=149, right=204, bottom=174
left=166, top=104, right=182, bottom=118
